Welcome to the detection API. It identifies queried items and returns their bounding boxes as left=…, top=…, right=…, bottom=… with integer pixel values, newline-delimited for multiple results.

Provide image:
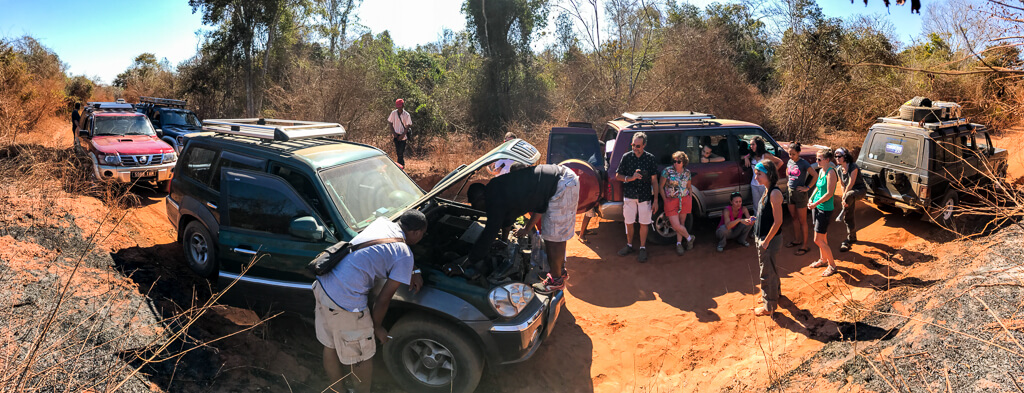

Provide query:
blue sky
left=0, top=0, right=923, bottom=85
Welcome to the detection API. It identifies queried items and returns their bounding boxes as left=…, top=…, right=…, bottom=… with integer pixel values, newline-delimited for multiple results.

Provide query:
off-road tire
left=649, top=201, right=696, bottom=245
left=182, top=221, right=218, bottom=278
left=929, top=190, right=961, bottom=232
left=383, top=316, right=484, bottom=393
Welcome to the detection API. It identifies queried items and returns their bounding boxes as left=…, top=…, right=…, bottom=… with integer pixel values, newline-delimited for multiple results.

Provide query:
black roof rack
left=139, top=96, right=187, bottom=108
left=203, top=118, right=346, bottom=142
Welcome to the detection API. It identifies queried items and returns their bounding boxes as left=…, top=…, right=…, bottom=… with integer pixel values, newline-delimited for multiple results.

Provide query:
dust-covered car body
left=165, top=119, right=561, bottom=393
left=75, top=102, right=177, bottom=187
left=857, top=115, right=1008, bottom=227
left=546, top=112, right=816, bottom=243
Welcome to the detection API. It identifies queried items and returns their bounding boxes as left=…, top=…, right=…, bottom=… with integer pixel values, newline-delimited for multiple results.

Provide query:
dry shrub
left=640, top=25, right=768, bottom=125
left=0, top=37, right=67, bottom=145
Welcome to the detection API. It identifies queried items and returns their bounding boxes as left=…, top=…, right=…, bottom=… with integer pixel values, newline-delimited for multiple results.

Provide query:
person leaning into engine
left=467, top=164, right=580, bottom=294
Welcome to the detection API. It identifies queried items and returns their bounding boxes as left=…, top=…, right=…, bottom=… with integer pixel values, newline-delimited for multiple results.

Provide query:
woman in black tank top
left=753, top=159, right=785, bottom=317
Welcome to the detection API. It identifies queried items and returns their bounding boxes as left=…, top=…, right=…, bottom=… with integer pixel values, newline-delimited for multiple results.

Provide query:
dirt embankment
left=2, top=122, right=1024, bottom=392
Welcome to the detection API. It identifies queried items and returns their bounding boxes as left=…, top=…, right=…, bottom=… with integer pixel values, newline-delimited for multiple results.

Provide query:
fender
left=177, top=195, right=220, bottom=241
left=689, top=186, right=708, bottom=218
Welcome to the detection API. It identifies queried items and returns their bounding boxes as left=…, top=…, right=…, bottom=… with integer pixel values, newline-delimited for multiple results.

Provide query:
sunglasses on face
left=816, top=157, right=827, bottom=161
left=674, top=160, right=684, bottom=163
left=632, top=144, right=643, bottom=148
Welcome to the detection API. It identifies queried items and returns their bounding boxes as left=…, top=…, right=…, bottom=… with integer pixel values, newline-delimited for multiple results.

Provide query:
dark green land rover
left=165, top=119, right=563, bottom=393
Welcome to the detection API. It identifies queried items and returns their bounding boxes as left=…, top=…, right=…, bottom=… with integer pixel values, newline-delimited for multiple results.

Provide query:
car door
left=688, top=131, right=742, bottom=212
left=218, top=168, right=336, bottom=283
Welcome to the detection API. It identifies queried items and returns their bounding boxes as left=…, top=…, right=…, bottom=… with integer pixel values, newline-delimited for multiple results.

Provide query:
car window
left=645, top=132, right=685, bottom=166
left=223, top=170, right=315, bottom=235
left=697, top=134, right=732, bottom=161
left=320, top=155, right=424, bottom=231
left=977, top=131, right=992, bottom=151
left=734, top=129, right=778, bottom=157
left=180, top=146, right=218, bottom=184
left=211, top=151, right=266, bottom=191
left=867, top=133, right=920, bottom=168
left=602, top=127, right=617, bottom=143
left=933, top=136, right=961, bottom=165
left=162, top=110, right=201, bottom=127
left=549, top=132, right=604, bottom=168
left=958, top=134, right=978, bottom=156
left=271, top=164, right=334, bottom=232
left=94, top=115, right=156, bottom=136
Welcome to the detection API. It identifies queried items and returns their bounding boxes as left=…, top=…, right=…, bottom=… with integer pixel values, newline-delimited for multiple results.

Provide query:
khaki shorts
left=786, top=188, right=809, bottom=207
left=623, top=198, right=653, bottom=225
left=541, top=168, right=580, bottom=242
left=313, top=281, right=375, bottom=365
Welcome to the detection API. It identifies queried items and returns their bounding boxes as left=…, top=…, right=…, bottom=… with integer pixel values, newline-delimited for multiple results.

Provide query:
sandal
left=786, top=241, right=803, bottom=248
left=821, top=265, right=837, bottom=277
left=795, top=247, right=811, bottom=256
left=809, top=259, right=826, bottom=268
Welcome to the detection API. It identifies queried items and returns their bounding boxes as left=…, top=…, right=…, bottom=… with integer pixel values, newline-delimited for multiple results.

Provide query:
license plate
left=131, top=170, right=156, bottom=178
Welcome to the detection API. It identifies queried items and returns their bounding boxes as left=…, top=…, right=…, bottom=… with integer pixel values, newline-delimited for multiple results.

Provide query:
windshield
left=161, top=110, right=201, bottom=127
left=320, top=155, right=425, bottom=231
left=95, top=115, right=156, bottom=136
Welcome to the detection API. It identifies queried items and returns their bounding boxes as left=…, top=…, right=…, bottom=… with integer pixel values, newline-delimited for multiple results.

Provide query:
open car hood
left=399, top=139, right=540, bottom=214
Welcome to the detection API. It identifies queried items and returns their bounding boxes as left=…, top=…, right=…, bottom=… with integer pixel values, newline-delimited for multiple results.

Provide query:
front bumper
left=95, top=162, right=175, bottom=183
left=598, top=201, right=624, bottom=222
left=475, top=290, right=565, bottom=365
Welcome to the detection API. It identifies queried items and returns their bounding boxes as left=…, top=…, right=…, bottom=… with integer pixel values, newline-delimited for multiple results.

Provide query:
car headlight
left=101, top=154, right=121, bottom=165
left=488, top=283, right=534, bottom=318
left=163, top=152, right=177, bottom=163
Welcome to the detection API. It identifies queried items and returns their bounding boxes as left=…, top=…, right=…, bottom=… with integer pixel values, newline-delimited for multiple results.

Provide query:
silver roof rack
left=203, top=118, right=346, bottom=142
left=140, top=96, right=187, bottom=108
left=877, top=117, right=970, bottom=130
left=622, top=111, right=715, bottom=122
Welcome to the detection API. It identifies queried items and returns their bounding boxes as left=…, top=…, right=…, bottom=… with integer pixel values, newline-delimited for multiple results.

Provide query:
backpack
left=307, top=237, right=404, bottom=276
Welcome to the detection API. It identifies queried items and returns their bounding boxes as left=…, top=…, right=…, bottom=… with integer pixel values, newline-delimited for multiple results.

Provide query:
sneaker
left=675, top=243, right=686, bottom=256
left=617, top=245, right=635, bottom=256
left=533, top=273, right=566, bottom=294
left=685, top=235, right=695, bottom=250
left=839, top=241, right=851, bottom=252
left=638, top=248, right=649, bottom=263
left=740, top=239, right=751, bottom=247
left=716, top=245, right=725, bottom=252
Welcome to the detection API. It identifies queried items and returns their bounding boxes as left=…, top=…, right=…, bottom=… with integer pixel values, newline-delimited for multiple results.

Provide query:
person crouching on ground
left=659, top=151, right=695, bottom=255
left=785, top=143, right=817, bottom=256
left=615, top=132, right=659, bottom=263
left=467, top=164, right=580, bottom=294
left=753, top=160, right=784, bottom=317
left=834, top=147, right=867, bottom=252
left=716, top=192, right=753, bottom=252
left=807, top=148, right=839, bottom=277
left=313, top=210, right=427, bottom=393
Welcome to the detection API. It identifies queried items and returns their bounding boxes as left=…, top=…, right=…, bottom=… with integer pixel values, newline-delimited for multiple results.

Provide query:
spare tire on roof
left=908, top=96, right=932, bottom=107
left=899, top=105, right=940, bottom=123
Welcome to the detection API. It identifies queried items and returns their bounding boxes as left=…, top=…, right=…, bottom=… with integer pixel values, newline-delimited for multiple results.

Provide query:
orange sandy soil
left=2, top=120, right=1020, bottom=392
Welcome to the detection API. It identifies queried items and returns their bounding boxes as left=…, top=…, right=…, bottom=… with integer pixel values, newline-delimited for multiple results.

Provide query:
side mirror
left=78, top=129, right=89, bottom=138
left=289, top=216, right=324, bottom=240
left=156, top=129, right=163, bottom=138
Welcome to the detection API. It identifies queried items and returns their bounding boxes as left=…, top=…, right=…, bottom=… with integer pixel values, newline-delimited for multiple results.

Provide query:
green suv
left=165, top=119, right=562, bottom=393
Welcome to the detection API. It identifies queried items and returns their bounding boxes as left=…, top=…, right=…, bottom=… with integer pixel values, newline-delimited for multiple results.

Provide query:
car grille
left=512, top=141, right=537, bottom=158
left=121, top=154, right=163, bottom=167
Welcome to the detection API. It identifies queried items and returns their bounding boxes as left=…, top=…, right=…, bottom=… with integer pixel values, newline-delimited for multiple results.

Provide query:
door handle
left=206, top=201, right=218, bottom=210
left=232, top=247, right=258, bottom=255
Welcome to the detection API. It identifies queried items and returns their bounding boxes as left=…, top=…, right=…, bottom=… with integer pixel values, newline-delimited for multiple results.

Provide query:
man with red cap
left=387, top=99, right=412, bottom=168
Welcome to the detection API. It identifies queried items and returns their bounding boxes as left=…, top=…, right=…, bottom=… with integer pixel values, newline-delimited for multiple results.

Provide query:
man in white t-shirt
left=487, top=132, right=518, bottom=176
left=387, top=98, right=413, bottom=169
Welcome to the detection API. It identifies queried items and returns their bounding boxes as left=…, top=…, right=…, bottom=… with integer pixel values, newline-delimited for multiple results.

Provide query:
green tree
left=462, top=0, right=551, bottom=133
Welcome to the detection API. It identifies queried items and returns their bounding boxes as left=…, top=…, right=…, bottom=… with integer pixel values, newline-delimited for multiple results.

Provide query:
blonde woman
left=659, top=151, right=694, bottom=256
left=807, top=148, right=839, bottom=277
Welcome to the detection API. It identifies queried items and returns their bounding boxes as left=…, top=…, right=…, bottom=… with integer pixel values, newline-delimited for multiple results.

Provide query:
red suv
left=74, top=102, right=177, bottom=189
left=547, top=112, right=819, bottom=243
